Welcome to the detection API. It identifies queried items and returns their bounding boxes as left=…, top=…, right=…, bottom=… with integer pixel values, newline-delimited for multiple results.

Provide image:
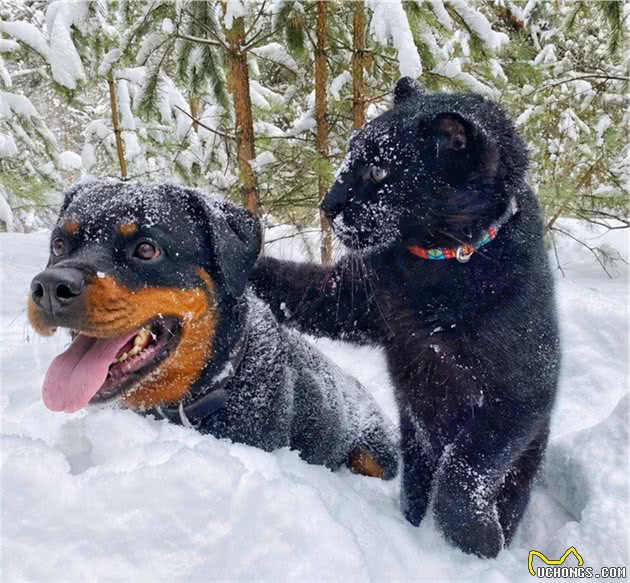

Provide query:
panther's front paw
left=401, top=487, right=429, bottom=527
left=433, top=491, right=504, bottom=558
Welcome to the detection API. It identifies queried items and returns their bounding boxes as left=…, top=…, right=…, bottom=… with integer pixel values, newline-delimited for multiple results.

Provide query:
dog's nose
left=321, top=183, right=349, bottom=221
left=30, top=267, right=85, bottom=313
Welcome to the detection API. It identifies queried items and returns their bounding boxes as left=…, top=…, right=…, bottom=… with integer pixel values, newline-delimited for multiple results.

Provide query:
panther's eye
left=51, top=238, right=65, bottom=257
left=134, top=241, right=161, bottom=260
left=368, top=166, right=389, bottom=183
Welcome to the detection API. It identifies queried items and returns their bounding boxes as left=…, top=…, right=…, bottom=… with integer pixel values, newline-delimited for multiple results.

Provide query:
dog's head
left=321, top=77, right=528, bottom=250
left=28, top=180, right=259, bottom=412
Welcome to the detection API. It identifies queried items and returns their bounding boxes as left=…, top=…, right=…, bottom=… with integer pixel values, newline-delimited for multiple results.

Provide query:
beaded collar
left=407, top=197, right=518, bottom=263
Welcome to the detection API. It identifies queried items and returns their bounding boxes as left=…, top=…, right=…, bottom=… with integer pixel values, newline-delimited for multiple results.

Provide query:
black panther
left=28, top=180, right=398, bottom=479
left=251, top=78, right=560, bottom=558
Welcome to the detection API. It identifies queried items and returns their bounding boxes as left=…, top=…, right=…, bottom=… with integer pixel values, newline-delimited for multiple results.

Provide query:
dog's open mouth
left=42, top=317, right=180, bottom=413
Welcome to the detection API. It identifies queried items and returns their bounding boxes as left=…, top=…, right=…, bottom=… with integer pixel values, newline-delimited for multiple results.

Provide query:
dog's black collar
left=149, top=330, right=249, bottom=428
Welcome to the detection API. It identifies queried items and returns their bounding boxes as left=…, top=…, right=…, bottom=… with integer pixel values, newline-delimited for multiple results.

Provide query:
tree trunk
left=315, top=0, right=332, bottom=264
left=352, top=1, right=366, bottom=129
left=189, top=96, right=200, bottom=132
left=107, top=74, right=127, bottom=179
left=225, top=17, right=258, bottom=214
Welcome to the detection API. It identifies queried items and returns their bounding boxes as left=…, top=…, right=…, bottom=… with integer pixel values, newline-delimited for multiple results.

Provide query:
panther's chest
left=384, top=307, right=488, bottom=442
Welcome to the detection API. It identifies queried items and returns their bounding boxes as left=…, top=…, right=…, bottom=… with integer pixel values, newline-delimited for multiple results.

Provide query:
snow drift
left=0, top=219, right=628, bottom=582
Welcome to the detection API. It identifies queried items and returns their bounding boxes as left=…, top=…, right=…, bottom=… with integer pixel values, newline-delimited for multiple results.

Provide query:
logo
left=528, top=547, right=583, bottom=576
left=528, top=547, right=626, bottom=579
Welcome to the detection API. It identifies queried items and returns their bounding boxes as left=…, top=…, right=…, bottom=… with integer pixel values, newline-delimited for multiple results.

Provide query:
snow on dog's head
left=28, top=179, right=260, bottom=413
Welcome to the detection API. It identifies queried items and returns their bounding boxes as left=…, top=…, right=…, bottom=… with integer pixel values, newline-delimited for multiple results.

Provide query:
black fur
left=251, top=79, right=560, bottom=558
left=31, top=180, right=399, bottom=478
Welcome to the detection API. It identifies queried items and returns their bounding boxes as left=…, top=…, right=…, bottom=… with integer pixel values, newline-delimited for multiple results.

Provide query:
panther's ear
left=431, top=113, right=470, bottom=152
left=196, top=195, right=261, bottom=299
left=394, top=77, right=425, bottom=106
left=428, top=112, right=499, bottom=182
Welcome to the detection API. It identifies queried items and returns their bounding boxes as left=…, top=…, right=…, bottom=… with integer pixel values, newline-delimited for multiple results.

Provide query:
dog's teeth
left=128, top=345, right=142, bottom=357
left=114, top=328, right=153, bottom=365
left=134, top=328, right=151, bottom=349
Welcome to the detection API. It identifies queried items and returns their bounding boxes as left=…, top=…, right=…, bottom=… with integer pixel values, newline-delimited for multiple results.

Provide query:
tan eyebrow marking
left=117, top=223, right=137, bottom=237
left=63, top=222, right=80, bottom=235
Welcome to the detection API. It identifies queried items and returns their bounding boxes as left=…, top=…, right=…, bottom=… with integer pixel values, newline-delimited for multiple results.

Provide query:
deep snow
left=1, top=220, right=628, bottom=582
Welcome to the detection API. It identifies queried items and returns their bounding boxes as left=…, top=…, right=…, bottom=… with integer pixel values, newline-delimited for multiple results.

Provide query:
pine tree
left=315, top=0, right=332, bottom=264
left=225, top=11, right=258, bottom=213
left=497, top=0, right=629, bottom=225
left=1, top=0, right=626, bottom=255
left=0, top=5, right=62, bottom=231
left=130, top=1, right=301, bottom=213
left=352, top=1, right=366, bottom=129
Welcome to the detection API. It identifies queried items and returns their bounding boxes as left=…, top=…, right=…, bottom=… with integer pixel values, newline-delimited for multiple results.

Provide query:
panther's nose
left=30, top=267, right=85, bottom=314
left=321, top=183, right=348, bottom=221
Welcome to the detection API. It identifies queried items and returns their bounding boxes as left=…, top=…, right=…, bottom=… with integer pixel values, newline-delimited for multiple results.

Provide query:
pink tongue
left=42, top=331, right=137, bottom=413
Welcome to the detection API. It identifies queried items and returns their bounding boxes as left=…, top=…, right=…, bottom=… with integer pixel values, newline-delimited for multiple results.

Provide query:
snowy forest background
left=0, top=0, right=628, bottom=265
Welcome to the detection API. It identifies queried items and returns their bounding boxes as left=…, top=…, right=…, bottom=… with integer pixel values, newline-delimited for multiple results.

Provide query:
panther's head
left=321, top=77, right=528, bottom=251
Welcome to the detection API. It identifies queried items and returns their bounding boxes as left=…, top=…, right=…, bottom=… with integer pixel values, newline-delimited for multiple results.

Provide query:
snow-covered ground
left=1, top=220, right=628, bottom=582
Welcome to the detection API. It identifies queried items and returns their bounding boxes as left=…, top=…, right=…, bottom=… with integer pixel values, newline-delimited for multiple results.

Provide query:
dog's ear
left=212, top=202, right=261, bottom=298
left=190, top=193, right=261, bottom=299
left=57, top=183, right=83, bottom=219
left=58, top=179, right=114, bottom=220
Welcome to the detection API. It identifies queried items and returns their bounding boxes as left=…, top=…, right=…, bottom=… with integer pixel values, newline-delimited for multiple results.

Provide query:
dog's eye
left=368, top=166, right=389, bottom=183
left=51, top=238, right=65, bottom=257
left=134, top=241, right=161, bottom=260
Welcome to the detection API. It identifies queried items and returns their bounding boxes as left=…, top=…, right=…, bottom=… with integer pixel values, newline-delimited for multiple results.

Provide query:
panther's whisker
left=8, top=308, right=26, bottom=327
left=357, top=246, right=394, bottom=337
left=333, top=251, right=346, bottom=325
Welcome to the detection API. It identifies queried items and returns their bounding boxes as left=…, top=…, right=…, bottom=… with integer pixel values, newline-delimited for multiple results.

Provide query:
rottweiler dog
left=28, top=180, right=398, bottom=479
